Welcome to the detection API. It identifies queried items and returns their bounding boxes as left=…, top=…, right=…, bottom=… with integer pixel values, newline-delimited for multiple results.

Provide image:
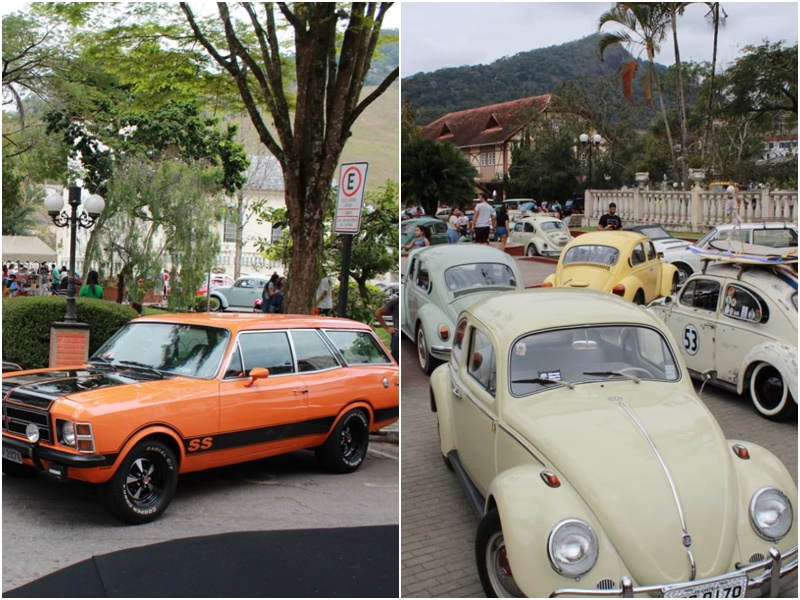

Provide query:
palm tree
left=598, top=3, right=679, bottom=180
left=702, top=3, right=728, bottom=159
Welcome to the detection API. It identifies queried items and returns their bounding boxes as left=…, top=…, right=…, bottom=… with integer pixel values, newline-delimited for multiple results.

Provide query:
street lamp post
left=579, top=133, right=602, bottom=189
left=44, top=186, right=105, bottom=323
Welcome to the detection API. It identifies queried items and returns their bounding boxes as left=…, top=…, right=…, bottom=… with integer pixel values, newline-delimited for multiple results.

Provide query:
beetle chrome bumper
left=549, top=545, right=798, bottom=598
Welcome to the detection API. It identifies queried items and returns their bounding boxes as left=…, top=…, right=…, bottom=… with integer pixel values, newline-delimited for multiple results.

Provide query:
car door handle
left=451, top=387, right=462, bottom=399
left=293, top=388, right=309, bottom=394
left=701, top=322, right=715, bottom=329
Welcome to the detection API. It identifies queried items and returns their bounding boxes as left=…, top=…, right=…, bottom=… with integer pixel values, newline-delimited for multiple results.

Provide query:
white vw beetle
left=648, top=257, right=797, bottom=421
left=430, top=288, right=797, bottom=598
left=509, top=215, right=572, bottom=257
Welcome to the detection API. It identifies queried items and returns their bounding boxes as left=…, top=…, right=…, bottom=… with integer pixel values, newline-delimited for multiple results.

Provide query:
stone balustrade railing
left=583, top=186, right=797, bottom=232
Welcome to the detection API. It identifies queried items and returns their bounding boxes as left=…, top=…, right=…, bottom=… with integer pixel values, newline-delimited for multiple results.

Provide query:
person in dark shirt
left=598, top=202, right=622, bottom=230
left=375, top=294, right=399, bottom=363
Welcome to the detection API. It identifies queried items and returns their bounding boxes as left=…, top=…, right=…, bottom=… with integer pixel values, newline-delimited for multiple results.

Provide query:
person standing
left=472, top=193, right=493, bottom=244
left=494, top=203, right=510, bottom=251
left=261, top=272, right=280, bottom=313
left=403, top=225, right=431, bottom=251
left=375, top=293, right=399, bottom=363
left=598, top=202, right=622, bottom=230
left=446, top=209, right=460, bottom=243
left=458, top=210, right=470, bottom=238
left=315, top=274, right=333, bottom=316
left=78, top=270, right=104, bottom=299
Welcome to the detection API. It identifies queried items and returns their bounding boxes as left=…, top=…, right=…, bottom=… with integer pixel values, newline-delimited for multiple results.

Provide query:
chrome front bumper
left=550, top=545, right=798, bottom=598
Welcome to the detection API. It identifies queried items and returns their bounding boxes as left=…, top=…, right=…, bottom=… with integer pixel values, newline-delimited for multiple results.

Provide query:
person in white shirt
left=315, top=275, right=333, bottom=316
left=472, top=194, right=494, bottom=244
left=446, top=209, right=460, bottom=243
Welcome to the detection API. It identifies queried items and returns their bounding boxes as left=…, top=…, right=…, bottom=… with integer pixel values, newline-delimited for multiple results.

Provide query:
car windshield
left=633, top=226, right=670, bottom=240
left=562, top=244, right=619, bottom=266
left=509, top=325, right=680, bottom=396
left=91, top=322, right=230, bottom=379
left=541, top=221, right=568, bottom=232
left=443, top=262, right=517, bottom=292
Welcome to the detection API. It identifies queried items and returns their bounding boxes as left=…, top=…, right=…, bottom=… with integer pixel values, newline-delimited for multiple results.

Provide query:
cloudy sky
left=400, top=2, right=798, bottom=76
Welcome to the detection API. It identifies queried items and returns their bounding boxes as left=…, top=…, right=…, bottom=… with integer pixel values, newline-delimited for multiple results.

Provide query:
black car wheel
left=208, top=296, right=223, bottom=312
left=315, top=409, right=370, bottom=474
left=750, top=363, right=796, bottom=421
left=525, top=244, right=539, bottom=257
left=476, top=509, right=524, bottom=598
left=100, top=439, right=179, bottom=524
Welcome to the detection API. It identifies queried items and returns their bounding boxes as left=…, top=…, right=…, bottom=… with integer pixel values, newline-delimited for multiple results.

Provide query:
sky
left=400, top=1, right=799, bottom=76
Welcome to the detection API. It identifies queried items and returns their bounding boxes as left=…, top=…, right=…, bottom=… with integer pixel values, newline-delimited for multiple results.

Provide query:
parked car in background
left=624, top=224, right=701, bottom=282
left=430, top=287, right=798, bottom=598
left=435, top=207, right=453, bottom=222
left=208, top=274, right=271, bottom=311
left=401, top=244, right=524, bottom=374
left=375, top=281, right=399, bottom=297
left=509, top=215, right=572, bottom=257
left=543, top=230, right=679, bottom=304
left=2, top=313, right=399, bottom=523
left=401, top=217, right=448, bottom=250
left=501, top=198, right=536, bottom=222
left=695, top=222, right=797, bottom=255
left=562, top=195, right=585, bottom=217
left=196, top=273, right=236, bottom=296
left=648, top=255, right=798, bottom=421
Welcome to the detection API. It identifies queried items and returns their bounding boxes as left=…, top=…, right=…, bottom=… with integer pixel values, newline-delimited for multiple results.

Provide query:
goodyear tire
left=750, top=363, right=796, bottom=421
left=476, top=508, right=524, bottom=598
left=315, top=409, right=369, bottom=474
left=100, top=439, right=178, bottom=524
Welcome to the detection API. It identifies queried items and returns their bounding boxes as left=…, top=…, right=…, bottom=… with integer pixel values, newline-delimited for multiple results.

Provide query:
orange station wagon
left=2, top=313, right=399, bottom=523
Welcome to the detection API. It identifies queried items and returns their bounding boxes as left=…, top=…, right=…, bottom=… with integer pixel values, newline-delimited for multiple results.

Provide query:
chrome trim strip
left=496, top=422, right=547, bottom=468
left=613, top=398, right=694, bottom=574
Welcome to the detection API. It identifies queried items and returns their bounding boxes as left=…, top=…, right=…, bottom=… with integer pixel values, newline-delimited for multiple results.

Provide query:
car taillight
left=612, top=284, right=625, bottom=297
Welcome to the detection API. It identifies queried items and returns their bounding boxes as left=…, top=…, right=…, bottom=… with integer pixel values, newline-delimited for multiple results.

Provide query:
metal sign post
left=334, top=162, right=368, bottom=317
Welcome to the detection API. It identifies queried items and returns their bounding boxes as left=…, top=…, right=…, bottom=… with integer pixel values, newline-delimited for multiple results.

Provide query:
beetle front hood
left=504, top=383, right=740, bottom=584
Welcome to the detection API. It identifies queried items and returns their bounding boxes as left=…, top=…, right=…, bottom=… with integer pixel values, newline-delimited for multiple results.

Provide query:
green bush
left=332, top=282, right=388, bottom=325
left=2, top=296, right=139, bottom=370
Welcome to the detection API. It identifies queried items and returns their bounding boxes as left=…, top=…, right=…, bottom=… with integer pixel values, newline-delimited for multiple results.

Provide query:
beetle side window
left=721, top=285, right=770, bottom=324
left=238, top=331, right=294, bottom=376
left=415, top=262, right=431, bottom=292
left=290, top=330, right=340, bottom=372
left=645, top=241, right=657, bottom=261
left=468, top=329, right=496, bottom=397
left=324, top=330, right=393, bottom=365
left=631, top=243, right=646, bottom=266
left=679, top=279, right=720, bottom=311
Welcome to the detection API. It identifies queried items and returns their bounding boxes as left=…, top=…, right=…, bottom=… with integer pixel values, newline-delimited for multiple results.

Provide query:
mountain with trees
left=401, top=33, right=649, bottom=125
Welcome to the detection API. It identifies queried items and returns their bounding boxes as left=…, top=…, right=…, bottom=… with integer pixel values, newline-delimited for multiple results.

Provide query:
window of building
left=223, top=214, right=237, bottom=243
left=480, top=151, right=496, bottom=166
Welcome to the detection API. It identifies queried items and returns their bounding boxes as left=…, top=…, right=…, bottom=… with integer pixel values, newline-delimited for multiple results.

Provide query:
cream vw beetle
left=430, top=288, right=797, bottom=598
left=649, top=258, right=797, bottom=421
left=509, top=215, right=571, bottom=257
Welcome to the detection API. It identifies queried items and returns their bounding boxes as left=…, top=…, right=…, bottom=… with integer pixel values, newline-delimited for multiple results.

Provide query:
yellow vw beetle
left=544, top=230, right=679, bottom=303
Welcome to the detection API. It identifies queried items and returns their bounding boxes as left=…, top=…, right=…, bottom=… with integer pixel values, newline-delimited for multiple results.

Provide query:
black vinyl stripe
left=373, top=406, right=399, bottom=423
left=183, top=416, right=336, bottom=454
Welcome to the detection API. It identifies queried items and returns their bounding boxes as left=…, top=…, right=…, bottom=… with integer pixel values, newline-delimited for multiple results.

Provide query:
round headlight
left=548, top=519, right=599, bottom=577
left=25, top=423, right=40, bottom=443
left=61, top=422, right=76, bottom=447
left=750, top=488, right=793, bottom=541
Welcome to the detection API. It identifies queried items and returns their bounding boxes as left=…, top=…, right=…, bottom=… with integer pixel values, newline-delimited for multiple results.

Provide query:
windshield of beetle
left=509, top=325, right=680, bottom=396
left=92, top=322, right=230, bottom=378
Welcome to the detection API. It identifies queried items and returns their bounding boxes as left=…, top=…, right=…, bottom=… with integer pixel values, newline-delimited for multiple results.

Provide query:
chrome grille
left=2, top=403, right=53, bottom=443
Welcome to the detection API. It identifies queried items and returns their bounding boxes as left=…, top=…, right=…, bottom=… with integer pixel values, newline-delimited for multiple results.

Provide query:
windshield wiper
left=116, top=360, right=164, bottom=379
left=513, top=377, right=575, bottom=390
left=87, top=356, right=118, bottom=370
left=583, top=371, right=641, bottom=384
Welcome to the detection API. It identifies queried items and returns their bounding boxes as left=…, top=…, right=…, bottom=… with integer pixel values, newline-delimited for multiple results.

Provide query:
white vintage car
left=509, top=215, right=572, bottom=257
left=648, top=258, right=798, bottom=421
left=401, top=244, right=524, bottom=374
left=430, top=288, right=797, bottom=598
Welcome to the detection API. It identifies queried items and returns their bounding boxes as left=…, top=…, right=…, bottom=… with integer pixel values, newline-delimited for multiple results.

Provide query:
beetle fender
left=738, top=342, right=798, bottom=400
left=429, top=364, right=455, bottom=457
left=485, top=464, right=629, bottom=596
left=725, top=439, right=798, bottom=557
left=209, top=291, right=228, bottom=309
left=416, top=303, right=453, bottom=357
left=659, top=263, right=679, bottom=297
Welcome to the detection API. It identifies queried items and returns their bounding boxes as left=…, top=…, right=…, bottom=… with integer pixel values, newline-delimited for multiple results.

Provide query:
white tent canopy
left=2, top=236, right=57, bottom=263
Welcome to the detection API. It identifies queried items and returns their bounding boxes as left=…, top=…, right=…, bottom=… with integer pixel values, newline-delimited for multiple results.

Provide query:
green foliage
left=2, top=296, right=138, bottom=370
left=332, top=281, right=386, bottom=326
left=402, top=138, right=478, bottom=214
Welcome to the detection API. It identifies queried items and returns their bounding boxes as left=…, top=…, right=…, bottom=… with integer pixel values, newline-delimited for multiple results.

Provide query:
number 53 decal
left=682, top=324, right=699, bottom=356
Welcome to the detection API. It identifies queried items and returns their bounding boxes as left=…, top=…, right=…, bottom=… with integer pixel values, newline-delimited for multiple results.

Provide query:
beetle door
left=664, top=277, right=720, bottom=374
left=215, top=331, right=308, bottom=465
left=451, top=326, right=498, bottom=495
left=230, top=278, right=263, bottom=307
left=714, top=283, right=771, bottom=385
left=404, top=256, right=431, bottom=331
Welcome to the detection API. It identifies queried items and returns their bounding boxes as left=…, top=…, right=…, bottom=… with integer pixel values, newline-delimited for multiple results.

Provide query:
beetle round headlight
left=547, top=519, right=599, bottom=577
left=750, top=487, right=793, bottom=541
left=61, top=422, right=76, bottom=447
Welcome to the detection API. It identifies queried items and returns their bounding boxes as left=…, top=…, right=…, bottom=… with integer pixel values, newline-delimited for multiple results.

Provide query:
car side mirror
left=244, top=367, right=270, bottom=387
left=663, top=295, right=673, bottom=305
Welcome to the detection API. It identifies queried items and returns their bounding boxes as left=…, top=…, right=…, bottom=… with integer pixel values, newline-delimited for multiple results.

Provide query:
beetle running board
left=447, top=450, right=486, bottom=521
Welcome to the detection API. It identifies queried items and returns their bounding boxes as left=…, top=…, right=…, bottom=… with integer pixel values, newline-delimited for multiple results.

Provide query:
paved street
left=399, top=300, right=798, bottom=598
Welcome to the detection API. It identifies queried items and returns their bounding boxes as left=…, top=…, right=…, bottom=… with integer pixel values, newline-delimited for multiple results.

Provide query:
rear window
left=324, top=330, right=393, bottom=365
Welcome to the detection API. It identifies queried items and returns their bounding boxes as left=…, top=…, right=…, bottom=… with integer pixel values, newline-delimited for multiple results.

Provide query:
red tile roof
left=419, top=95, right=553, bottom=148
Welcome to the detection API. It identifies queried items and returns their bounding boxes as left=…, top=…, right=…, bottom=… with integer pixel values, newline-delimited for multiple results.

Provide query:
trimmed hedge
left=2, top=296, right=139, bottom=370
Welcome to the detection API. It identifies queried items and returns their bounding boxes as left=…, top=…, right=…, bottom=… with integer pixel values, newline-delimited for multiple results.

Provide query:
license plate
left=662, top=574, right=747, bottom=598
left=3, top=446, right=23, bottom=464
